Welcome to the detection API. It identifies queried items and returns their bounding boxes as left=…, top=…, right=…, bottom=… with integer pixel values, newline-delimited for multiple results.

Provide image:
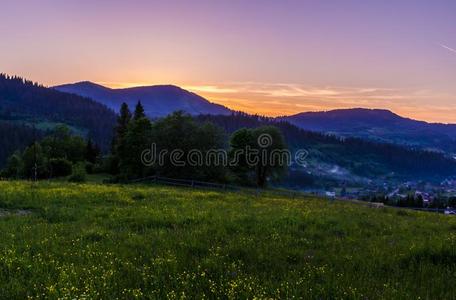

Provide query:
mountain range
left=54, top=81, right=231, bottom=117
left=281, top=109, right=456, bottom=153
left=54, top=81, right=456, bottom=154
left=1, top=75, right=456, bottom=184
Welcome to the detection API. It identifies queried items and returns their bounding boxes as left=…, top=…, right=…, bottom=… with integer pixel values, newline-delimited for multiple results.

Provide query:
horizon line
left=52, top=80, right=456, bottom=125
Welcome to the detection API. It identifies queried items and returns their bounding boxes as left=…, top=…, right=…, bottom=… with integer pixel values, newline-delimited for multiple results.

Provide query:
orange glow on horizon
left=96, top=81, right=456, bottom=124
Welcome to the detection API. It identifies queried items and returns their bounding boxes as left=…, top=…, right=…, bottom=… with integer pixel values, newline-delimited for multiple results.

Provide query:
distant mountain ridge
left=54, top=81, right=232, bottom=117
left=2, top=74, right=456, bottom=183
left=54, top=81, right=456, bottom=153
left=281, top=108, right=456, bottom=153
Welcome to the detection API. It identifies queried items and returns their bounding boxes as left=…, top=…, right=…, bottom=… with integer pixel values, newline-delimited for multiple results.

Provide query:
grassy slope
left=0, top=182, right=455, bottom=299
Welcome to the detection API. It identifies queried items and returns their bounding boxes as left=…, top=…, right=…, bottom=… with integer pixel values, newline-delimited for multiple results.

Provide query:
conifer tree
left=120, top=117, right=153, bottom=177
left=116, top=103, right=132, bottom=140
left=133, top=101, right=146, bottom=120
left=85, top=139, right=100, bottom=164
left=109, top=103, right=132, bottom=174
left=113, top=103, right=131, bottom=153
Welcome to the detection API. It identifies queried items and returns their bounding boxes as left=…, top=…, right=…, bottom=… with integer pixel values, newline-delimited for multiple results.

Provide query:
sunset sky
left=1, top=0, right=455, bottom=122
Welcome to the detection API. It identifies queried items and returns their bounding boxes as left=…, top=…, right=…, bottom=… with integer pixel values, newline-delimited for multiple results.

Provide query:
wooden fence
left=126, top=176, right=453, bottom=214
left=128, top=175, right=307, bottom=199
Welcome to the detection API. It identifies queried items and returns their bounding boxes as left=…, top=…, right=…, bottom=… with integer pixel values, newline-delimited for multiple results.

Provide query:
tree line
left=0, top=125, right=100, bottom=182
left=0, top=74, right=116, bottom=151
left=107, top=102, right=288, bottom=187
left=1, top=102, right=288, bottom=188
left=197, top=113, right=456, bottom=179
left=0, top=121, right=44, bottom=167
left=3, top=97, right=455, bottom=187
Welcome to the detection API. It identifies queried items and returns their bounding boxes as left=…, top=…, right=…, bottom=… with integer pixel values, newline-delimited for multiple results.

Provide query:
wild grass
left=0, top=181, right=455, bottom=299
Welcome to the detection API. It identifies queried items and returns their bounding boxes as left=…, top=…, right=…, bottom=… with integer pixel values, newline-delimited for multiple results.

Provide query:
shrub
left=86, top=162, right=104, bottom=174
left=48, top=158, right=72, bottom=177
left=2, top=152, right=23, bottom=179
left=68, top=163, right=87, bottom=183
left=85, top=162, right=94, bottom=174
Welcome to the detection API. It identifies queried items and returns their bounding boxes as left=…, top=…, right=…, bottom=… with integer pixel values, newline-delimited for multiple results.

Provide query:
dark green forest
left=0, top=74, right=116, bottom=151
left=197, top=113, right=456, bottom=179
left=1, top=74, right=456, bottom=187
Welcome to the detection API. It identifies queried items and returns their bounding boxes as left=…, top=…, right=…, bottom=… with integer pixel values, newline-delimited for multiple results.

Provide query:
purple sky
left=1, top=0, right=455, bottom=122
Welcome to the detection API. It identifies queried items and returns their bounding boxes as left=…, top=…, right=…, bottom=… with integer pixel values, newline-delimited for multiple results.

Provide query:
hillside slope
left=54, top=81, right=232, bottom=117
left=0, top=121, right=44, bottom=166
left=0, top=75, right=117, bottom=151
left=282, top=108, right=456, bottom=153
left=0, top=181, right=454, bottom=299
left=197, top=113, right=456, bottom=183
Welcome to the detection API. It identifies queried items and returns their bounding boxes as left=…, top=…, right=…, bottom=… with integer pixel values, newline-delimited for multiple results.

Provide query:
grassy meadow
left=0, top=181, right=455, bottom=299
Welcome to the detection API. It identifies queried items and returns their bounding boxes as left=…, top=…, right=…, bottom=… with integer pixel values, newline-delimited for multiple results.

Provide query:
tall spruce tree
left=116, top=103, right=132, bottom=141
left=110, top=103, right=132, bottom=174
left=117, top=101, right=151, bottom=178
left=120, top=117, right=153, bottom=178
left=85, top=139, right=100, bottom=164
left=133, top=101, right=146, bottom=120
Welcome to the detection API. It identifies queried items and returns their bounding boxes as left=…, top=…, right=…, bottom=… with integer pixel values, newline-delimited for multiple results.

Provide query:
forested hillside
left=0, top=121, right=44, bottom=167
left=197, top=113, right=456, bottom=180
left=1, top=74, right=455, bottom=183
left=282, top=108, right=456, bottom=153
left=0, top=75, right=116, bottom=147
